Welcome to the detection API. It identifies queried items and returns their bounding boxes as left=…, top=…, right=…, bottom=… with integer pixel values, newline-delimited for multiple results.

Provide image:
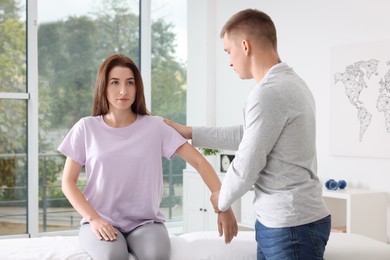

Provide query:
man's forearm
left=192, top=125, right=243, bottom=150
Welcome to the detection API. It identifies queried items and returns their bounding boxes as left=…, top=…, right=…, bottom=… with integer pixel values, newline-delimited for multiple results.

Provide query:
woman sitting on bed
left=58, top=54, right=237, bottom=260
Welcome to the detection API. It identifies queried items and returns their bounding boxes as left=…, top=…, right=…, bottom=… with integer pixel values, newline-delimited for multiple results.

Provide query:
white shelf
left=322, top=188, right=387, bottom=242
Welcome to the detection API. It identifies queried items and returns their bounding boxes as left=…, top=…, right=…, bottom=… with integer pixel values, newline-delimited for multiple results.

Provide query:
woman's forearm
left=191, top=156, right=222, bottom=193
left=62, top=181, right=99, bottom=222
left=61, top=157, right=99, bottom=222
left=176, top=143, right=221, bottom=193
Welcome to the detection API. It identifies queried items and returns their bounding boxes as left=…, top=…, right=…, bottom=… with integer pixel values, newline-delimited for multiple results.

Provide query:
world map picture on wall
left=330, top=41, right=390, bottom=158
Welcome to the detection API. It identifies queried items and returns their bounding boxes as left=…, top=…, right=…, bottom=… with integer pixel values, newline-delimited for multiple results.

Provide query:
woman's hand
left=211, top=189, right=238, bottom=243
left=90, top=218, right=118, bottom=241
left=217, top=208, right=238, bottom=244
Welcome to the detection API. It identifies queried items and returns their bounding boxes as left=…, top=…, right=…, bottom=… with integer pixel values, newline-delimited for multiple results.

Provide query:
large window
left=151, top=0, right=187, bottom=230
left=0, top=0, right=187, bottom=236
left=0, top=0, right=28, bottom=236
left=37, top=0, right=141, bottom=232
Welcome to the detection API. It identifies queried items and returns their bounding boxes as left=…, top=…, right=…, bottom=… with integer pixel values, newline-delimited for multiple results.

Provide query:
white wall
left=187, top=0, right=390, bottom=241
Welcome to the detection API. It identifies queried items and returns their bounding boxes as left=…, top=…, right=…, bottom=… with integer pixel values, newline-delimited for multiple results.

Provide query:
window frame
left=0, top=0, right=152, bottom=238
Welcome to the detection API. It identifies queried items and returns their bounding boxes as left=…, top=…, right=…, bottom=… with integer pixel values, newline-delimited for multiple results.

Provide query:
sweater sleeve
left=218, top=87, right=289, bottom=211
left=192, top=125, right=243, bottom=150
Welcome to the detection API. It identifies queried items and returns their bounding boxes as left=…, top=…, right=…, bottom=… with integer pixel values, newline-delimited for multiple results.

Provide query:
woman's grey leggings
left=79, top=222, right=171, bottom=260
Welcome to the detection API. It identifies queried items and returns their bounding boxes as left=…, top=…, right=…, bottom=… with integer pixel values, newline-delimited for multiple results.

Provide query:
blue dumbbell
left=338, top=180, right=347, bottom=189
left=325, top=179, right=347, bottom=190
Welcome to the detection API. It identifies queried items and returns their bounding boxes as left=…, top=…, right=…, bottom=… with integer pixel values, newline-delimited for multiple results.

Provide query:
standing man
left=165, top=8, right=330, bottom=260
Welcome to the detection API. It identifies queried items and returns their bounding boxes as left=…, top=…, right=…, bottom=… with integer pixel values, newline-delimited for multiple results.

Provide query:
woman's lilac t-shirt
left=57, top=115, right=187, bottom=232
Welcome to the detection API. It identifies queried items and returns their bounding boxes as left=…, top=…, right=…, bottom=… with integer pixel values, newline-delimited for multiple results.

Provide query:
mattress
left=0, top=231, right=389, bottom=260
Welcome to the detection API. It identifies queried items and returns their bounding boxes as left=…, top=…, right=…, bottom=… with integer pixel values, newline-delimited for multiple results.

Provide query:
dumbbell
left=325, top=179, right=347, bottom=190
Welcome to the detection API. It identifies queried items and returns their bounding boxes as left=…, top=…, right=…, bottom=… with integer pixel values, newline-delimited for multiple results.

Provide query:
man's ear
left=241, top=39, right=250, bottom=56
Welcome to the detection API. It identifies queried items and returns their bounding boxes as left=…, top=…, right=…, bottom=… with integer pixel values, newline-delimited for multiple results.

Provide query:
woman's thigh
left=255, top=215, right=331, bottom=260
left=79, top=223, right=129, bottom=260
left=126, top=222, right=171, bottom=260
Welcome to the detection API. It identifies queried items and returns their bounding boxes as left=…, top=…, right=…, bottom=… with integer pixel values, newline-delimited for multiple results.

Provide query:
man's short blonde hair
left=220, top=9, right=277, bottom=49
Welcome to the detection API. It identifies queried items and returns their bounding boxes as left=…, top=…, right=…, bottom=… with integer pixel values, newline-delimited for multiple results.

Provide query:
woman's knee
left=92, top=247, right=129, bottom=260
left=79, top=238, right=129, bottom=260
left=133, top=247, right=170, bottom=260
left=79, top=224, right=129, bottom=260
left=127, top=222, right=171, bottom=260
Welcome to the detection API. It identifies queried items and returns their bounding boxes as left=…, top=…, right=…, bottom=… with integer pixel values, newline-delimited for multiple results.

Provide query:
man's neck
left=253, top=53, right=280, bottom=84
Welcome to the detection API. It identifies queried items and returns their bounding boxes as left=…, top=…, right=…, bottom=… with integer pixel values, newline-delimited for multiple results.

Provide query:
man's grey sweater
left=193, top=63, right=329, bottom=228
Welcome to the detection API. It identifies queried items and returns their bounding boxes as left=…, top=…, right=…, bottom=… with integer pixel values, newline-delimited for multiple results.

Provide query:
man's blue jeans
left=255, top=215, right=331, bottom=260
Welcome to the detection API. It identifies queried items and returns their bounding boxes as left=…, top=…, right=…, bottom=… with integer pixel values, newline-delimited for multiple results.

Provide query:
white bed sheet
left=325, top=232, right=390, bottom=260
left=1, top=231, right=390, bottom=260
left=0, top=236, right=92, bottom=260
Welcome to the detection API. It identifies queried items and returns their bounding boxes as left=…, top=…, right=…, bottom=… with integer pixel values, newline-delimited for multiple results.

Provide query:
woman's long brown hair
left=92, top=54, right=150, bottom=116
